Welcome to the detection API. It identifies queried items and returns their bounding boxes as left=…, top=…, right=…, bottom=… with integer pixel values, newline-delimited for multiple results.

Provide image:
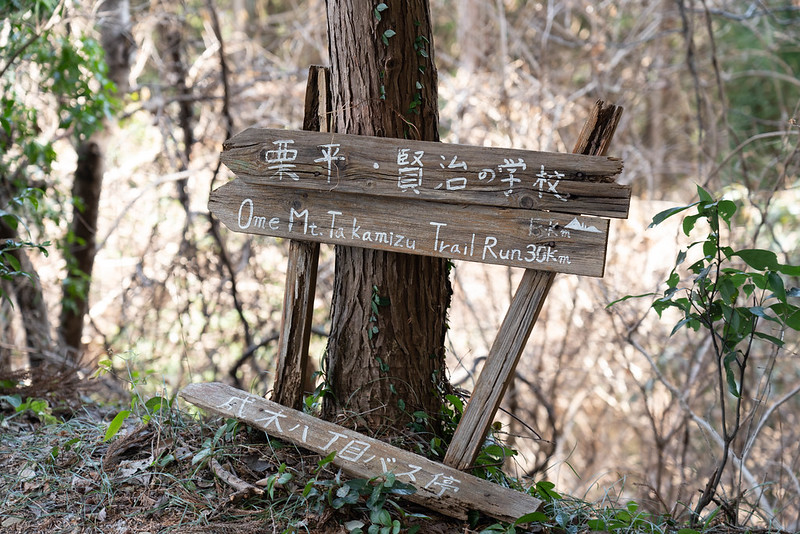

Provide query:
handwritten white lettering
left=289, top=207, right=309, bottom=233
left=238, top=199, right=253, bottom=229
left=314, top=144, right=345, bottom=183
left=265, top=140, right=299, bottom=181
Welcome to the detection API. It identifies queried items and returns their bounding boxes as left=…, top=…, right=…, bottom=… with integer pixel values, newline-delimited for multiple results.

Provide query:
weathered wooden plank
left=221, top=128, right=629, bottom=218
left=443, top=270, right=555, bottom=470
left=273, top=238, right=320, bottom=407
left=179, top=382, right=543, bottom=523
left=272, top=65, right=328, bottom=408
left=443, top=100, right=624, bottom=470
left=208, top=179, right=610, bottom=277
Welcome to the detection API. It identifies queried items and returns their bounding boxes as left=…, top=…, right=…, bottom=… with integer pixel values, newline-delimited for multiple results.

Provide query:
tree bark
left=59, top=141, right=104, bottom=361
left=322, top=0, right=451, bottom=431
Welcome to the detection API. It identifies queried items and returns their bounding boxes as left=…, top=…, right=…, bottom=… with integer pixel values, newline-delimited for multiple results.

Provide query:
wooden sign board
left=180, top=382, right=542, bottom=523
left=209, top=179, right=610, bottom=277
left=221, top=128, right=629, bottom=218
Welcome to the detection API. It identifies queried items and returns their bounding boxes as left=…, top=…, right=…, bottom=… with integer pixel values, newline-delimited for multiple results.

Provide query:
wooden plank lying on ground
left=180, top=382, right=543, bottom=523
left=208, top=180, right=610, bottom=277
left=221, top=128, right=629, bottom=218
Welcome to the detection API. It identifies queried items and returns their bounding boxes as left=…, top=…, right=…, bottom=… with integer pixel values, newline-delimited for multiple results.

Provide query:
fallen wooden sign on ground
left=180, top=382, right=543, bottom=523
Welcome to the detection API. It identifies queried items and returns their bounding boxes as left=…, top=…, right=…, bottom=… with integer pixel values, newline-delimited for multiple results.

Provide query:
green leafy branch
left=612, top=184, right=800, bottom=523
left=367, top=285, right=390, bottom=342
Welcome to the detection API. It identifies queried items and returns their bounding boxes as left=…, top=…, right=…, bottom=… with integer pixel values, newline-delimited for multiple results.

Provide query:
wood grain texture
left=272, top=239, right=319, bottom=407
left=320, top=0, right=453, bottom=430
left=271, top=66, right=328, bottom=408
left=443, top=101, right=624, bottom=470
left=221, top=128, right=629, bottom=218
left=180, top=382, right=543, bottom=522
left=208, top=180, right=610, bottom=277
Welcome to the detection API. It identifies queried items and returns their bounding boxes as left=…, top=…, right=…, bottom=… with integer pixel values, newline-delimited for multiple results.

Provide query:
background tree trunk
left=322, top=0, right=451, bottom=431
left=457, top=0, right=492, bottom=73
left=58, top=141, right=104, bottom=360
left=0, top=211, right=52, bottom=368
left=58, top=0, right=132, bottom=361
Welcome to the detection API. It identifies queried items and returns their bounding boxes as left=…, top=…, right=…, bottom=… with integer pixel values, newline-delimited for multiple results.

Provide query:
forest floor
left=0, top=366, right=792, bottom=534
left=0, top=366, right=507, bottom=533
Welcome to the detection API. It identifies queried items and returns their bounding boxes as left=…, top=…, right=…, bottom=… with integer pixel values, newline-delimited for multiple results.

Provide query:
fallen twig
left=209, top=457, right=264, bottom=502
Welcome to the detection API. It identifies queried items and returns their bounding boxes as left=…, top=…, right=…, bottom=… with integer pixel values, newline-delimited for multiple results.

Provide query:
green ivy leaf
left=381, top=29, right=396, bottom=45
left=753, top=331, right=784, bottom=347
left=702, top=238, right=718, bottom=260
left=515, top=511, right=550, bottom=525
left=104, top=410, right=130, bottom=442
left=445, top=394, right=464, bottom=414
left=587, top=519, right=607, bottom=531
left=767, top=271, right=786, bottom=301
left=534, top=480, right=562, bottom=501
left=649, top=202, right=699, bottom=228
left=717, top=199, right=737, bottom=226
left=319, top=450, right=337, bottom=468
left=606, top=292, right=656, bottom=308
left=723, top=352, right=740, bottom=398
left=666, top=271, right=680, bottom=288
left=144, top=396, right=168, bottom=413
left=388, top=480, right=416, bottom=496
left=682, top=213, right=701, bottom=236
left=696, top=184, right=714, bottom=203
left=670, top=316, right=696, bottom=336
left=734, top=249, right=779, bottom=271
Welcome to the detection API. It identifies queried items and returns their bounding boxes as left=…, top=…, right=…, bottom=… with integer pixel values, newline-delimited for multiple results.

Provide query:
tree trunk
left=59, top=141, right=104, bottom=361
left=322, top=0, right=451, bottom=431
left=156, top=2, right=194, bottom=211
left=457, top=0, right=492, bottom=73
left=58, top=0, right=132, bottom=361
left=0, top=212, right=52, bottom=368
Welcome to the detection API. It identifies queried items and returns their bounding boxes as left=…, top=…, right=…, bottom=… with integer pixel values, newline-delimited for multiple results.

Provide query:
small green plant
left=297, top=450, right=421, bottom=533
left=586, top=501, right=676, bottom=533
left=477, top=511, right=550, bottom=534
left=411, top=392, right=522, bottom=487
left=262, top=462, right=294, bottom=500
left=334, top=472, right=419, bottom=534
left=612, top=185, right=800, bottom=523
left=191, top=418, right=241, bottom=472
left=92, top=354, right=175, bottom=442
left=0, top=394, right=59, bottom=424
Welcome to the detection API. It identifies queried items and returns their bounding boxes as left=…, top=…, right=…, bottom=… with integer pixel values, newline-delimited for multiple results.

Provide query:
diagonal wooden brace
left=443, top=101, right=623, bottom=471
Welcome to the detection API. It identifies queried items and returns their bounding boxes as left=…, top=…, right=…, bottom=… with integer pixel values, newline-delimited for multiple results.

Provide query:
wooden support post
left=271, top=66, right=330, bottom=408
left=443, top=101, right=623, bottom=471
